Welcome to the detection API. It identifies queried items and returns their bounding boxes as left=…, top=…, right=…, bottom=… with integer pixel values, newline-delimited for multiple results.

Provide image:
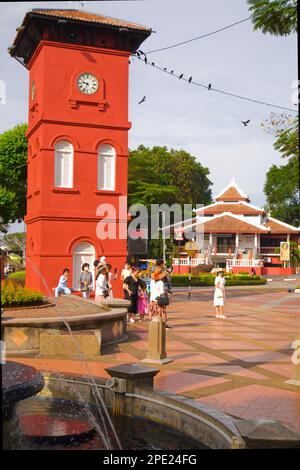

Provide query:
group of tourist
left=54, top=255, right=117, bottom=300
left=54, top=258, right=226, bottom=320
left=122, top=259, right=172, bottom=328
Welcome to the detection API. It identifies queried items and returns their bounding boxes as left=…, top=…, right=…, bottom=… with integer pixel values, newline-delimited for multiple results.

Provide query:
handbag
left=157, top=294, right=169, bottom=307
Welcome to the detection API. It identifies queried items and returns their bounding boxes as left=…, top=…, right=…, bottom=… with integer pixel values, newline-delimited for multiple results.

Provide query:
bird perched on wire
left=208, top=83, right=212, bottom=90
left=138, top=96, right=146, bottom=105
left=170, top=70, right=174, bottom=74
left=242, top=119, right=251, bottom=126
left=179, top=74, right=183, bottom=80
left=144, top=56, right=147, bottom=64
left=163, top=67, right=167, bottom=71
left=188, top=76, right=192, bottom=83
left=151, top=62, right=155, bottom=66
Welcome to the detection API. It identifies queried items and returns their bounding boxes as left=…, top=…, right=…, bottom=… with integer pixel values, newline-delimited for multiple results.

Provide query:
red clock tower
left=9, top=9, right=151, bottom=296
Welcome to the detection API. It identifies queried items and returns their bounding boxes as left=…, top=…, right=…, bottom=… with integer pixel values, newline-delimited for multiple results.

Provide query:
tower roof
left=9, top=9, right=152, bottom=65
left=214, top=178, right=250, bottom=202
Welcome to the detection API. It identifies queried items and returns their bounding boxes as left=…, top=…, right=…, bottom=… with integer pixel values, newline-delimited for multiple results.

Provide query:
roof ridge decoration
left=214, top=178, right=250, bottom=202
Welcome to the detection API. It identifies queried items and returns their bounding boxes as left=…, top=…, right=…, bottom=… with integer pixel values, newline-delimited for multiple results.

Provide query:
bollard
left=285, top=335, right=300, bottom=386
left=142, top=316, right=173, bottom=365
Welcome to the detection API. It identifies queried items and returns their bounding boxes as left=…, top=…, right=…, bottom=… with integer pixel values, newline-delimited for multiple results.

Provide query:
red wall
left=25, top=41, right=132, bottom=297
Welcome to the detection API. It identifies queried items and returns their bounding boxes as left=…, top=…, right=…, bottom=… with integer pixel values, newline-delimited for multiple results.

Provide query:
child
left=79, top=263, right=93, bottom=300
left=55, top=268, right=71, bottom=297
left=138, top=281, right=148, bottom=322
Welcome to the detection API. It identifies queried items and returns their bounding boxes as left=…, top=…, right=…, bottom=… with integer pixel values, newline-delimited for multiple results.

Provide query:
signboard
left=280, top=241, right=290, bottom=262
left=184, top=241, right=198, bottom=258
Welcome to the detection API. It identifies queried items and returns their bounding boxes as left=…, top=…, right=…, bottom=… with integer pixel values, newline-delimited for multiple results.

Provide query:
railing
left=227, top=259, right=262, bottom=268
left=172, top=258, right=206, bottom=266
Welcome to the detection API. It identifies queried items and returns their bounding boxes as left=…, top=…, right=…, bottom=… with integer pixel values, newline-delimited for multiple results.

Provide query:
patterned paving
left=10, top=286, right=300, bottom=434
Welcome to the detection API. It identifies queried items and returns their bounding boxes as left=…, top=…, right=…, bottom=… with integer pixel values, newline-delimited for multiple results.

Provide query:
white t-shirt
left=95, top=273, right=107, bottom=296
left=150, top=279, right=165, bottom=302
left=121, top=268, right=131, bottom=281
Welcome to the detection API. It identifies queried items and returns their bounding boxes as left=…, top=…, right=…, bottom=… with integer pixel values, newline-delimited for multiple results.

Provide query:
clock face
left=77, top=73, right=98, bottom=95
left=31, top=80, right=36, bottom=101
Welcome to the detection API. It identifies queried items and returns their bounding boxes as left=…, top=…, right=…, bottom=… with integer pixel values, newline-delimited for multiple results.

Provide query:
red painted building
left=9, top=9, right=151, bottom=296
left=173, top=179, right=300, bottom=275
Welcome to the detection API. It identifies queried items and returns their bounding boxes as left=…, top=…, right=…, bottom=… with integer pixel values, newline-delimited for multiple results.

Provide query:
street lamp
left=184, top=240, right=198, bottom=300
left=159, top=210, right=166, bottom=264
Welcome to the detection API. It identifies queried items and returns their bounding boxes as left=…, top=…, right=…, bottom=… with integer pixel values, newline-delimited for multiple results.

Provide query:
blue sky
left=0, top=0, right=297, bottom=232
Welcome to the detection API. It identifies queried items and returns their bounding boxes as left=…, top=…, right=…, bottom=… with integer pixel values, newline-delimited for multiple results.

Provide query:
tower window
left=98, top=144, right=115, bottom=191
left=54, top=140, right=74, bottom=188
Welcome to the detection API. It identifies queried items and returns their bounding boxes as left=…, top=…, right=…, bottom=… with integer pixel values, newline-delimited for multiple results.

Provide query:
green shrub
left=172, top=274, right=267, bottom=287
left=1, top=280, right=45, bottom=307
left=8, top=270, right=26, bottom=286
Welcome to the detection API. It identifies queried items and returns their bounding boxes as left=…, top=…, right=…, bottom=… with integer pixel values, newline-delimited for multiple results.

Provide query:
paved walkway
left=12, top=286, right=300, bottom=434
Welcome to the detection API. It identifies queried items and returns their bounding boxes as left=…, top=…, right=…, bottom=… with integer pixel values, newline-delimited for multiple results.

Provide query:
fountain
left=2, top=361, right=44, bottom=449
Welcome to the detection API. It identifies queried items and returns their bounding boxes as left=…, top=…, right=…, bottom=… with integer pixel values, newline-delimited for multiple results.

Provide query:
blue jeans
left=55, top=286, right=71, bottom=297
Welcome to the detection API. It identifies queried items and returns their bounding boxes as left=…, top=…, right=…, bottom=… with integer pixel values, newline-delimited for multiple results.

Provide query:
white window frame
left=98, top=144, right=116, bottom=191
left=54, top=140, right=74, bottom=188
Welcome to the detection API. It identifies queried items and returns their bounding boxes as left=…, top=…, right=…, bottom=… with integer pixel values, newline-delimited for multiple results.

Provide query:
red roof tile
left=196, top=215, right=268, bottom=233
left=264, top=219, right=299, bottom=234
left=200, top=203, right=263, bottom=215
left=215, top=186, right=249, bottom=202
left=31, top=9, right=151, bottom=32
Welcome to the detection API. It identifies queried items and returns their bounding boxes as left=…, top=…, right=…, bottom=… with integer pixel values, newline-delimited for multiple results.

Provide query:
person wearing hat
left=149, top=266, right=170, bottom=328
left=95, top=265, right=109, bottom=302
left=214, top=270, right=226, bottom=318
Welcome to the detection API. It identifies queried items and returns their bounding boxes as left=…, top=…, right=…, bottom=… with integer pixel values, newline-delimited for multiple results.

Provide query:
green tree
left=264, top=156, right=300, bottom=225
left=263, top=114, right=299, bottom=225
left=128, top=145, right=212, bottom=208
left=261, top=113, right=299, bottom=159
left=0, top=124, right=28, bottom=226
left=248, top=0, right=297, bottom=36
left=3, top=232, right=26, bottom=256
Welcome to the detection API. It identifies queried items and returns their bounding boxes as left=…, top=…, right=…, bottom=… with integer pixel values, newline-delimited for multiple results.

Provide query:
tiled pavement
left=11, top=286, right=300, bottom=434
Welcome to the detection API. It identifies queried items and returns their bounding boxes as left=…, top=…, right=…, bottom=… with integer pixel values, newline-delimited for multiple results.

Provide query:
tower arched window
left=98, top=144, right=115, bottom=191
left=54, top=140, right=74, bottom=188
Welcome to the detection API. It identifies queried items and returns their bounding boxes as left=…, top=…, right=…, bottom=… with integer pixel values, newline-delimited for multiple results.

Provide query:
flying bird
left=208, top=83, right=212, bottom=90
left=188, top=76, right=192, bottom=83
left=138, top=96, right=146, bottom=105
left=242, top=119, right=251, bottom=126
left=179, top=74, right=183, bottom=80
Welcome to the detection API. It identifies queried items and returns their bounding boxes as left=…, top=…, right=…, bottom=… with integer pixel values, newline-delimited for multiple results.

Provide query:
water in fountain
left=9, top=256, right=122, bottom=450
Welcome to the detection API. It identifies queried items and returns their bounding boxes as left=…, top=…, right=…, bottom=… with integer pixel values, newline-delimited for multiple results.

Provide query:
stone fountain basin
left=2, top=295, right=129, bottom=357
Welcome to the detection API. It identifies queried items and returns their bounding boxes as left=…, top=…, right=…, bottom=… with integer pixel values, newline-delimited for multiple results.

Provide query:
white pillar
left=209, top=233, right=213, bottom=245
left=254, top=233, right=258, bottom=247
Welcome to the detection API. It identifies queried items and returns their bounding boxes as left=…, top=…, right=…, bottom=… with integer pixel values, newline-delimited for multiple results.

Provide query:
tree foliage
left=0, top=124, right=28, bottom=226
left=261, top=113, right=299, bottom=159
left=264, top=156, right=300, bottom=225
left=128, top=145, right=212, bottom=208
left=248, top=0, right=298, bottom=36
left=3, top=232, right=26, bottom=255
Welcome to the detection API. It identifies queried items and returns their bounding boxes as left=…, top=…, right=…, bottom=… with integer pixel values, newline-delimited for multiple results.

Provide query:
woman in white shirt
left=213, top=270, right=226, bottom=318
left=149, top=268, right=169, bottom=326
left=95, top=266, right=108, bottom=302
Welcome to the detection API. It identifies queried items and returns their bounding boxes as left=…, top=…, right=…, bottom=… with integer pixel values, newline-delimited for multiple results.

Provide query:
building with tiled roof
left=172, top=178, right=299, bottom=275
left=9, top=9, right=151, bottom=65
